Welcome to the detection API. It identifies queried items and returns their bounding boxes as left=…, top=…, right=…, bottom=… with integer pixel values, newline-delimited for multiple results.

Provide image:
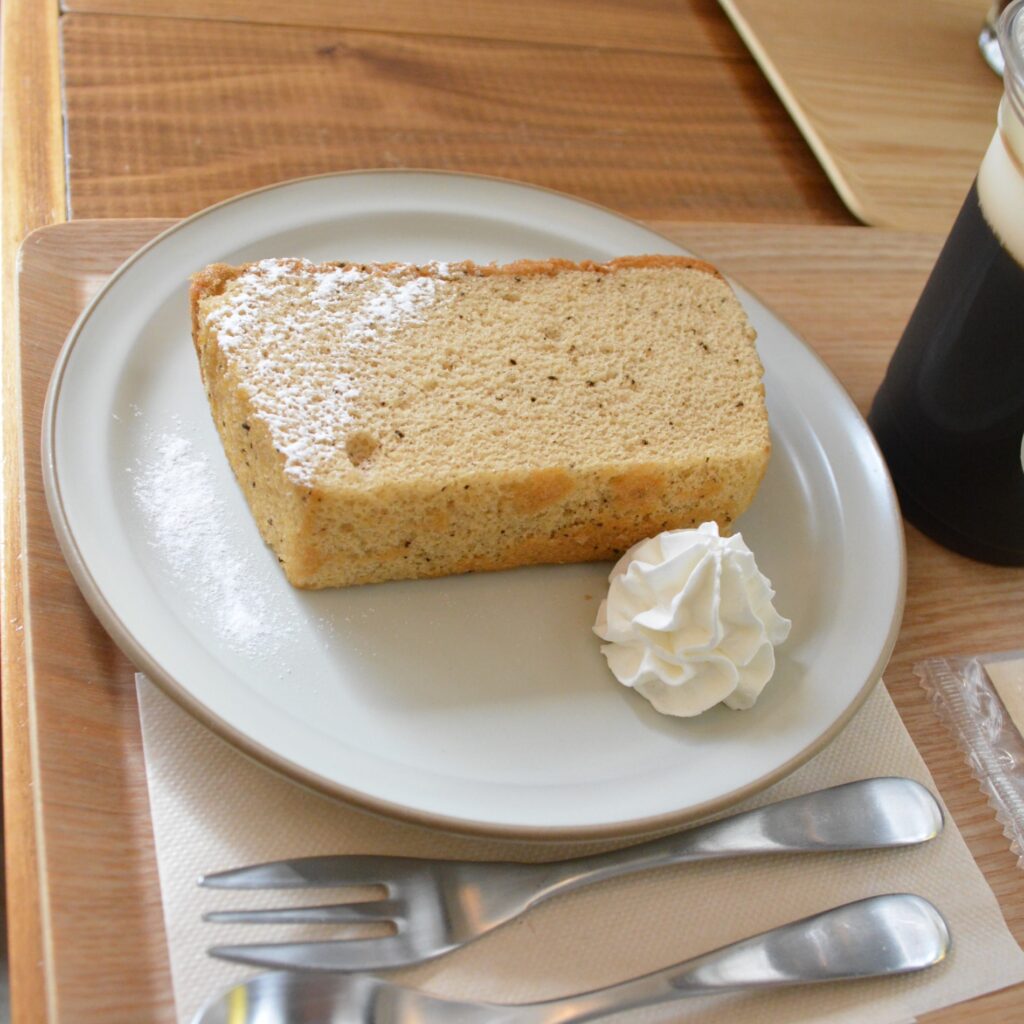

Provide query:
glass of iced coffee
left=869, top=0, right=1024, bottom=564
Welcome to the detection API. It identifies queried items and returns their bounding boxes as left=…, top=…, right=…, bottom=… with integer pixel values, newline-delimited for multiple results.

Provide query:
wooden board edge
left=17, top=219, right=182, bottom=1024
left=2, top=0, right=68, bottom=1021
left=716, top=0, right=902, bottom=231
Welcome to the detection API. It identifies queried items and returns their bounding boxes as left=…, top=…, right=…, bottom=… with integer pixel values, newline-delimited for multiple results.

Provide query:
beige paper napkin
left=137, top=676, right=1024, bottom=1024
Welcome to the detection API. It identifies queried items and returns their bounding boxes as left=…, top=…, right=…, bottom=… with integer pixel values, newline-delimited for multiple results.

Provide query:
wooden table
left=3, top=2, right=1022, bottom=1022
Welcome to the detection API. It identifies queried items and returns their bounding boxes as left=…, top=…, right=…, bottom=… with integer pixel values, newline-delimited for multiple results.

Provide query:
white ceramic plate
left=43, top=171, right=904, bottom=839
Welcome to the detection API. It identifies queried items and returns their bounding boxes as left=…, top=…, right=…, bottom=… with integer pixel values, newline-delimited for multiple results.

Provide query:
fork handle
left=518, top=894, right=949, bottom=1023
left=526, top=778, right=941, bottom=906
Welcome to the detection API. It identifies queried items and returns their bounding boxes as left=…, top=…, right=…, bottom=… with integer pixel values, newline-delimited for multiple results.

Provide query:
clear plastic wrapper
left=916, top=652, right=1024, bottom=868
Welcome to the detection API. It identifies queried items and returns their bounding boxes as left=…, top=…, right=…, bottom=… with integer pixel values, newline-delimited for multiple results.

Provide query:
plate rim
left=41, top=168, right=907, bottom=840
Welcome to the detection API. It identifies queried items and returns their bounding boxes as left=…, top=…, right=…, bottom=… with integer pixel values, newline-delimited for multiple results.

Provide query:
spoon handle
left=529, top=894, right=949, bottom=1024
left=529, top=778, right=943, bottom=905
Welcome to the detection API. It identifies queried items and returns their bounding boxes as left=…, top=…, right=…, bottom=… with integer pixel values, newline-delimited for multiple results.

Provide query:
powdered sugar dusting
left=203, top=259, right=453, bottom=485
left=314, top=266, right=366, bottom=298
left=132, top=419, right=296, bottom=655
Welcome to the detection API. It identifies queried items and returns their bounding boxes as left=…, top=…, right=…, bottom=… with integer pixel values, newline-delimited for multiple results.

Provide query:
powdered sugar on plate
left=131, top=417, right=297, bottom=657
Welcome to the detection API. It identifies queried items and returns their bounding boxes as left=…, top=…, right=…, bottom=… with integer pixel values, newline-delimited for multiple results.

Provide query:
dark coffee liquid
left=869, top=182, right=1024, bottom=564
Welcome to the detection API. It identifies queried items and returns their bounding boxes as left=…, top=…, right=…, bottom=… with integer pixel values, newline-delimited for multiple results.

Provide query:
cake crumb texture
left=190, top=256, right=770, bottom=588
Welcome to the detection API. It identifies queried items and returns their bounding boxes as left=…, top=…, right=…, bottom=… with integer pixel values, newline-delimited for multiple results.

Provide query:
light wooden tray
left=10, top=219, right=1024, bottom=1022
left=719, top=0, right=1004, bottom=232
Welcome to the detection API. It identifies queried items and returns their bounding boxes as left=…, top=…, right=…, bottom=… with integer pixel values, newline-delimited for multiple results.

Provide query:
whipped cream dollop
left=593, top=522, right=791, bottom=717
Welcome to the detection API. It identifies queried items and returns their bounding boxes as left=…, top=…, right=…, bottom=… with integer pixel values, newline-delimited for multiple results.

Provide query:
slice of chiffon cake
left=190, top=256, right=770, bottom=588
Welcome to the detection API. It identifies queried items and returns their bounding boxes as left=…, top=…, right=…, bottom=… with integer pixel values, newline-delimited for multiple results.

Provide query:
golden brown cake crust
left=190, top=254, right=722, bottom=301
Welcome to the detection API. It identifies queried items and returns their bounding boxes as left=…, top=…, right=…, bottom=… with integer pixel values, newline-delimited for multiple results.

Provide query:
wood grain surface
left=0, top=1, right=68, bottom=1021
left=61, top=0, right=746, bottom=52
left=14, top=216, right=1024, bottom=1022
left=16, top=221, right=178, bottom=1024
left=719, top=0, right=1003, bottom=233
left=59, top=10, right=854, bottom=224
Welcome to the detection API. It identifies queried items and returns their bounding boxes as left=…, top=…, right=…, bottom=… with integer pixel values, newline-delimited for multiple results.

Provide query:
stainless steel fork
left=200, top=776, right=942, bottom=972
left=193, top=893, right=951, bottom=1023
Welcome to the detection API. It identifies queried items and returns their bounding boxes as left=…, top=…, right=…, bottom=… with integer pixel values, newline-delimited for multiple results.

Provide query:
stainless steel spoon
left=192, top=893, right=950, bottom=1023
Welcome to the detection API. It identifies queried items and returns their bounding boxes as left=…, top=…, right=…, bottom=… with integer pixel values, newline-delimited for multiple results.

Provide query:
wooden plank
left=60, top=12, right=853, bottom=225
left=719, top=0, right=1002, bottom=233
left=0, top=0, right=67, bottom=1021
left=15, top=216, right=1024, bottom=1021
left=59, top=0, right=750, bottom=54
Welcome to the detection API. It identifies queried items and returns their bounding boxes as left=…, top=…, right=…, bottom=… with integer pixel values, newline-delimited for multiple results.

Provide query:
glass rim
left=1000, top=0, right=1024, bottom=120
